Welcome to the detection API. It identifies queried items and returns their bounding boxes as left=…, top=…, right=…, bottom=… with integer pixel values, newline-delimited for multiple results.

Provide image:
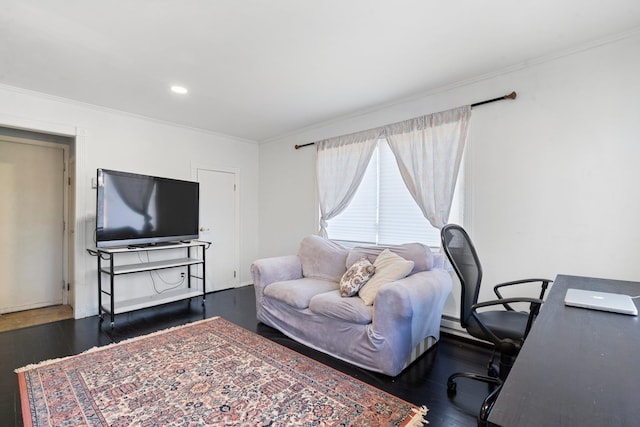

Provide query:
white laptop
left=564, top=288, right=638, bottom=316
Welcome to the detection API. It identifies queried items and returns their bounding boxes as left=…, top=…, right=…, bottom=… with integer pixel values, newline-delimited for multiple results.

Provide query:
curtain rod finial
left=505, top=91, right=517, bottom=100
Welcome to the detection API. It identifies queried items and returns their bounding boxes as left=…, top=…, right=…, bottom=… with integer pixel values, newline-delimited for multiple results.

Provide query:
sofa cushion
left=264, top=278, right=339, bottom=309
left=309, top=290, right=373, bottom=325
left=340, top=258, right=376, bottom=297
left=358, top=249, right=414, bottom=305
left=346, top=242, right=433, bottom=275
left=298, top=235, right=349, bottom=282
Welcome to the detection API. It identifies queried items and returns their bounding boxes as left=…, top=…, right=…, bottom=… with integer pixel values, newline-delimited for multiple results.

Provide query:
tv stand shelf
left=108, top=289, right=204, bottom=315
left=96, top=241, right=208, bottom=327
left=101, top=258, right=203, bottom=275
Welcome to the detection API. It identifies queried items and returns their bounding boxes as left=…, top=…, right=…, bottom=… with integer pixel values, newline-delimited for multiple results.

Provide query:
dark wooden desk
left=488, top=274, right=640, bottom=427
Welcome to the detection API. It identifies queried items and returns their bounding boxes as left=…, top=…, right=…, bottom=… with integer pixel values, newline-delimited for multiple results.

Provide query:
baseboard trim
left=440, top=315, right=476, bottom=340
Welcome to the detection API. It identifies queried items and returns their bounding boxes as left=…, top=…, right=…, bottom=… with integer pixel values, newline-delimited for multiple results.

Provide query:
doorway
left=0, top=134, right=70, bottom=314
left=194, top=166, right=240, bottom=292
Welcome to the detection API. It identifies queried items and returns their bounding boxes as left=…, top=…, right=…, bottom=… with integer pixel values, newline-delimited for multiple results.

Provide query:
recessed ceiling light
left=170, top=85, right=188, bottom=94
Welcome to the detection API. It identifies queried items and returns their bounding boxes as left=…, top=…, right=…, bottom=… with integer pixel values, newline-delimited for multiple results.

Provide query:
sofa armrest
left=432, top=252, right=445, bottom=269
left=251, top=255, right=303, bottom=291
left=251, top=255, right=303, bottom=323
left=372, top=269, right=452, bottom=359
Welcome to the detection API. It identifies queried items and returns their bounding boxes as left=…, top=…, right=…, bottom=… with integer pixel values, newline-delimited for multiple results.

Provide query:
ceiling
left=1, top=1, right=639, bottom=142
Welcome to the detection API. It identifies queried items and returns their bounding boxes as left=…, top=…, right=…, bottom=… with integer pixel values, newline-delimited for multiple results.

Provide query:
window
left=326, top=139, right=463, bottom=247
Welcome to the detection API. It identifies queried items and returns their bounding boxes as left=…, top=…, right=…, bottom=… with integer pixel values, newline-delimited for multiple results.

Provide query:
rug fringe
left=405, top=405, right=429, bottom=426
left=14, top=350, right=100, bottom=373
left=15, top=316, right=221, bottom=373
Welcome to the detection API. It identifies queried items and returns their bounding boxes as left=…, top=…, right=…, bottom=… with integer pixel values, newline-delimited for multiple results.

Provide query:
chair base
left=487, top=347, right=517, bottom=381
left=447, top=371, right=502, bottom=427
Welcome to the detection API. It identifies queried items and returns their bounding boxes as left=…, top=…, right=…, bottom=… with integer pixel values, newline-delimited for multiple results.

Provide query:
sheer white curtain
left=385, top=105, right=471, bottom=230
left=316, top=129, right=380, bottom=237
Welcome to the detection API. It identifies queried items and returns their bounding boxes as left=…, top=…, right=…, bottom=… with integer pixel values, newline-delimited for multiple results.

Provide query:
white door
left=196, top=168, right=239, bottom=292
left=0, top=139, right=65, bottom=313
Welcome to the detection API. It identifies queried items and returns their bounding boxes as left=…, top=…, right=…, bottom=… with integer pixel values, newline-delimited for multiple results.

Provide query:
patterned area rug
left=17, top=317, right=428, bottom=426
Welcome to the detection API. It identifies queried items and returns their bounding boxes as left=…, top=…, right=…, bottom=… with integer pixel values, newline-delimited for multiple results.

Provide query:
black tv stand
left=96, top=241, right=207, bottom=327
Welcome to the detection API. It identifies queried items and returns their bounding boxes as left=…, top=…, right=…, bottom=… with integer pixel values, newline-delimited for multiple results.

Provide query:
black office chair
left=441, top=224, right=551, bottom=426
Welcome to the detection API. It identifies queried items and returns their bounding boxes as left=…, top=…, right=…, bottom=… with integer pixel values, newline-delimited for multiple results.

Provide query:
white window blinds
left=327, top=140, right=463, bottom=247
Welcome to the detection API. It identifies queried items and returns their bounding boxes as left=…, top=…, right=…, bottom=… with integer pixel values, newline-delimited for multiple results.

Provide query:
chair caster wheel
left=488, top=365, right=499, bottom=378
left=447, top=381, right=457, bottom=396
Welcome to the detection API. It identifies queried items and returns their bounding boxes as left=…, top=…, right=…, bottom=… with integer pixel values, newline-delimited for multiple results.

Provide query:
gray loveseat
left=251, top=235, right=452, bottom=376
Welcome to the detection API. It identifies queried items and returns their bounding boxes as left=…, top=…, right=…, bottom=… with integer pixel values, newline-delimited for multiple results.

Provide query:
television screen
left=96, top=169, right=199, bottom=248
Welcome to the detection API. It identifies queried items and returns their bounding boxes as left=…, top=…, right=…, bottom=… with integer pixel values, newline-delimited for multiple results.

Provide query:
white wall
left=0, top=85, right=260, bottom=319
left=258, top=31, right=640, bottom=321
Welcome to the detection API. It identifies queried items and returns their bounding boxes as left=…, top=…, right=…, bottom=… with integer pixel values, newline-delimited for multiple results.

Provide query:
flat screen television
left=96, top=169, right=199, bottom=248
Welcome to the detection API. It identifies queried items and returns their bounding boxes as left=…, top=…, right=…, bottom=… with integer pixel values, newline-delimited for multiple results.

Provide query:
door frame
left=191, top=162, right=241, bottom=291
left=0, top=134, right=70, bottom=306
left=0, top=113, right=87, bottom=319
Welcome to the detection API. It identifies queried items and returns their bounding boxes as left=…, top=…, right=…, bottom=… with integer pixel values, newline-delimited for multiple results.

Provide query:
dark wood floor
left=1, top=285, right=495, bottom=427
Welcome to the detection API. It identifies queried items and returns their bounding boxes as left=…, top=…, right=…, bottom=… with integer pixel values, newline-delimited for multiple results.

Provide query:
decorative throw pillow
left=340, top=258, right=376, bottom=297
left=358, top=249, right=414, bottom=305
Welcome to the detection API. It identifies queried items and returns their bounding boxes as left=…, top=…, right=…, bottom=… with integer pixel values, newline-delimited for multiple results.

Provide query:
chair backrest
left=441, top=224, right=483, bottom=328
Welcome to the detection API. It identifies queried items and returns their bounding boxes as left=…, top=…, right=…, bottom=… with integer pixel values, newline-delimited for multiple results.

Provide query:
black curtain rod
left=294, top=91, right=517, bottom=149
left=470, top=90, right=517, bottom=108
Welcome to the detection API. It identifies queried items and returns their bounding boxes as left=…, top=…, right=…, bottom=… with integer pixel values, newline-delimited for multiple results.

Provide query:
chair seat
left=467, top=310, right=531, bottom=342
